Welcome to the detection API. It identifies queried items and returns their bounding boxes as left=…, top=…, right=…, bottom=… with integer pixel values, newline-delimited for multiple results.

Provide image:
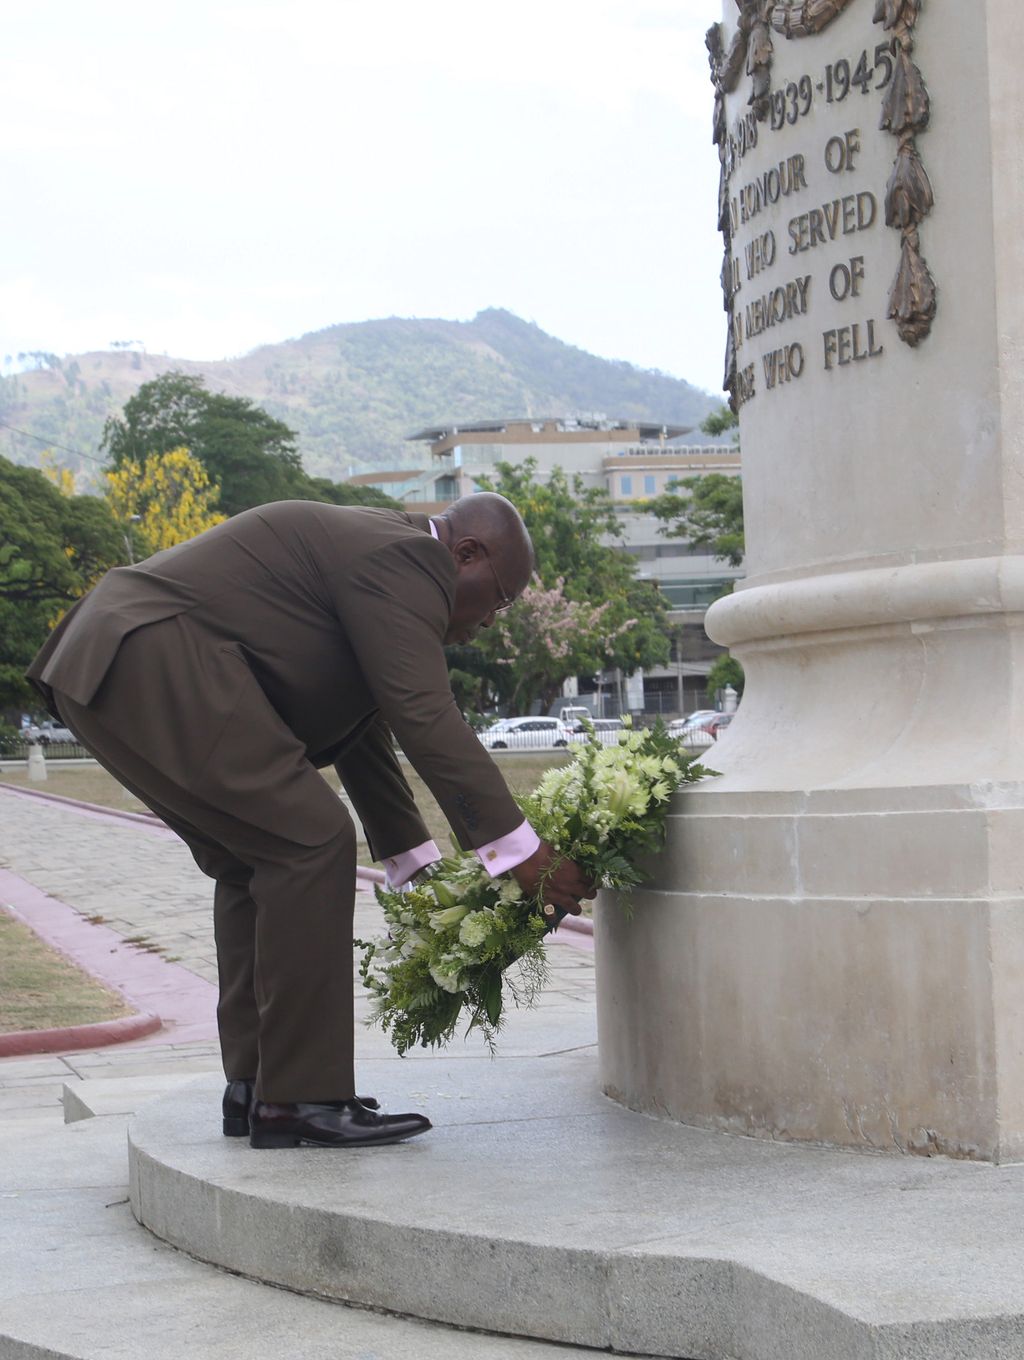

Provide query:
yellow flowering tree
left=105, top=447, right=226, bottom=557
left=39, top=450, right=78, bottom=499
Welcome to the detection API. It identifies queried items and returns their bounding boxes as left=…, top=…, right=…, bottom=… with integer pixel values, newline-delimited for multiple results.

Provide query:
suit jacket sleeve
left=327, top=535, right=524, bottom=851
left=333, top=713, right=433, bottom=862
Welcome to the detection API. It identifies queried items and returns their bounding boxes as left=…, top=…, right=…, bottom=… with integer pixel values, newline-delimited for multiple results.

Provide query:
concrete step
left=62, top=1073, right=199, bottom=1123
left=0, top=1113, right=657, bottom=1360
left=126, top=1053, right=1024, bottom=1360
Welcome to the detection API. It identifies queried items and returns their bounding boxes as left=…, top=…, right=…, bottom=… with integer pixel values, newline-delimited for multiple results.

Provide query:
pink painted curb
left=0, top=783, right=178, bottom=837
left=0, top=1011, right=163, bottom=1058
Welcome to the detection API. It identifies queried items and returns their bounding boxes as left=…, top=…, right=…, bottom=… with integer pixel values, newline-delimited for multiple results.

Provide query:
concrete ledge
left=707, top=554, right=1024, bottom=647
left=128, top=1057, right=1024, bottom=1360
left=61, top=1075, right=201, bottom=1123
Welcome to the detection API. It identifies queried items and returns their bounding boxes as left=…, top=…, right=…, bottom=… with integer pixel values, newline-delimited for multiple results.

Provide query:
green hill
left=0, top=309, right=721, bottom=486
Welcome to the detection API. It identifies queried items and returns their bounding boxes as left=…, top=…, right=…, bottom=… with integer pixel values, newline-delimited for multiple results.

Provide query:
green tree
left=705, top=654, right=744, bottom=703
left=0, top=457, right=124, bottom=709
left=476, top=460, right=670, bottom=683
left=700, top=403, right=739, bottom=440
left=647, top=472, right=745, bottom=567
left=101, top=372, right=401, bottom=515
left=477, top=460, right=622, bottom=584
left=443, top=640, right=506, bottom=717
left=101, top=372, right=308, bottom=516
left=304, top=476, right=401, bottom=510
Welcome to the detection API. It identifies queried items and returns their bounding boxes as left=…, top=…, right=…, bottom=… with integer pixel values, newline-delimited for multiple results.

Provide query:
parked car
left=667, top=711, right=734, bottom=751
left=566, top=718, right=626, bottom=746
left=666, top=710, right=717, bottom=735
left=26, top=721, right=79, bottom=745
left=479, top=717, right=572, bottom=751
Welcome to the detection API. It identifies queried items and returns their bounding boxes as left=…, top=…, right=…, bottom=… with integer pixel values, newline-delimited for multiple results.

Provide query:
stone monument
left=597, top=0, right=1024, bottom=1162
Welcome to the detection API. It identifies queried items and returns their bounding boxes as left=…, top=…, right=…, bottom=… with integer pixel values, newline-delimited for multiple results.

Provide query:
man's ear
left=453, top=536, right=482, bottom=567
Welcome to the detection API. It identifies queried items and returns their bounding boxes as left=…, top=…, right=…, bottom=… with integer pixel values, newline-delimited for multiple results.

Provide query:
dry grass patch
left=0, top=765, right=148, bottom=811
left=0, top=909, right=132, bottom=1034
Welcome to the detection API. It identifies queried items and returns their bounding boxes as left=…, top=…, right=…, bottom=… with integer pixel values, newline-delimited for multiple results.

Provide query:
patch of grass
left=0, top=909, right=132, bottom=1034
left=0, top=765, right=148, bottom=811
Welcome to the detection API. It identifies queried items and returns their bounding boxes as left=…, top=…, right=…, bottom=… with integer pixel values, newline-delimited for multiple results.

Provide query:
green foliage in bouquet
left=356, top=859, right=548, bottom=1057
left=357, top=720, right=710, bottom=1056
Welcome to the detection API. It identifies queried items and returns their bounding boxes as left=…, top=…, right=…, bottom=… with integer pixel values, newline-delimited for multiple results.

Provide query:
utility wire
left=0, top=420, right=106, bottom=465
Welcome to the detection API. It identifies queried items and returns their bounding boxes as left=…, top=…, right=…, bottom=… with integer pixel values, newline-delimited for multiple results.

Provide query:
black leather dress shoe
left=222, top=1080, right=380, bottom=1136
left=249, top=1099, right=432, bottom=1149
left=223, top=1080, right=256, bottom=1137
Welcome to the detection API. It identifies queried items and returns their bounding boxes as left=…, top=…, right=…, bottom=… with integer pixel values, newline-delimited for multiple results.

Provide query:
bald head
left=431, top=493, right=535, bottom=645
left=445, top=493, right=532, bottom=582
left=435, top=493, right=534, bottom=596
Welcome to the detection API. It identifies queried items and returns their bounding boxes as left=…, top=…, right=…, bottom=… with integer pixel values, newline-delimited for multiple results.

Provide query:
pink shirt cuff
left=383, top=841, right=442, bottom=888
left=474, top=819, right=541, bottom=877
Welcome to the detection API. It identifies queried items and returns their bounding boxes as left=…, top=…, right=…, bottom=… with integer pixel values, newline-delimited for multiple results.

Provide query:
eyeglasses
left=481, top=546, right=515, bottom=612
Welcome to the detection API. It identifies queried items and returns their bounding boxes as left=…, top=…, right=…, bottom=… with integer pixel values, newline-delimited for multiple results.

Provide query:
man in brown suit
left=27, top=493, right=592, bottom=1148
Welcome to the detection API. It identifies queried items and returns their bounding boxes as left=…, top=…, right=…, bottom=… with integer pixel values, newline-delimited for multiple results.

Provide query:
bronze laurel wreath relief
left=707, top=0, right=936, bottom=406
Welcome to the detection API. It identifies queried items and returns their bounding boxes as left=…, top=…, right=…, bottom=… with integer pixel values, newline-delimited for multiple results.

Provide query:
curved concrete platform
left=130, top=1055, right=1024, bottom=1360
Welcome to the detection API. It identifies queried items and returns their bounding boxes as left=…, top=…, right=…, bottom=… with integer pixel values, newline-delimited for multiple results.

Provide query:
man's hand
left=511, top=840, right=597, bottom=917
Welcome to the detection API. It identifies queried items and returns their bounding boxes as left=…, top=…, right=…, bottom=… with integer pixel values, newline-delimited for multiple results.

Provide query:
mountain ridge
left=0, top=308, right=722, bottom=486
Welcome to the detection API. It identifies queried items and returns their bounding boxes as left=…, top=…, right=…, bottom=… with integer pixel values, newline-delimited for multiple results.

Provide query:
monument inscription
left=708, top=0, right=935, bottom=413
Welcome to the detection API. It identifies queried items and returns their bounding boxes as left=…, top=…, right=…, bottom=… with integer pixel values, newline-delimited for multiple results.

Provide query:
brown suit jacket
left=27, top=502, right=522, bottom=858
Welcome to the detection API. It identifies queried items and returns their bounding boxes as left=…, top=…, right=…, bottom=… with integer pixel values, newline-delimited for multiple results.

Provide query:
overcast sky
left=2, top=1, right=727, bottom=395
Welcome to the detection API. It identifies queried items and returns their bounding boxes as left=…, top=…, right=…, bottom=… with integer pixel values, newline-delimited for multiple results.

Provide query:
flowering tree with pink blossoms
left=477, top=576, right=635, bottom=716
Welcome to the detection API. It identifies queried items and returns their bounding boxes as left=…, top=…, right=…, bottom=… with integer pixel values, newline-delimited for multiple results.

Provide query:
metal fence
left=475, top=721, right=716, bottom=753
left=1, top=740, right=92, bottom=761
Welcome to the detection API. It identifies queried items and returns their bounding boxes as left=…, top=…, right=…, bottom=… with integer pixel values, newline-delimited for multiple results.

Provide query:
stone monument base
left=596, top=783, right=1024, bottom=1164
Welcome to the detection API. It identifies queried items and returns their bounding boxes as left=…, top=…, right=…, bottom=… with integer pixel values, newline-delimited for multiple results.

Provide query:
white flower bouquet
left=356, top=720, right=710, bottom=1055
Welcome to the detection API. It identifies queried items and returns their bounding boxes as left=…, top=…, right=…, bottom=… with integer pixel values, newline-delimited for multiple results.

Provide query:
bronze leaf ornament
left=880, top=46, right=931, bottom=134
left=885, top=144, right=934, bottom=230
left=888, top=234, right=937, bottom=347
